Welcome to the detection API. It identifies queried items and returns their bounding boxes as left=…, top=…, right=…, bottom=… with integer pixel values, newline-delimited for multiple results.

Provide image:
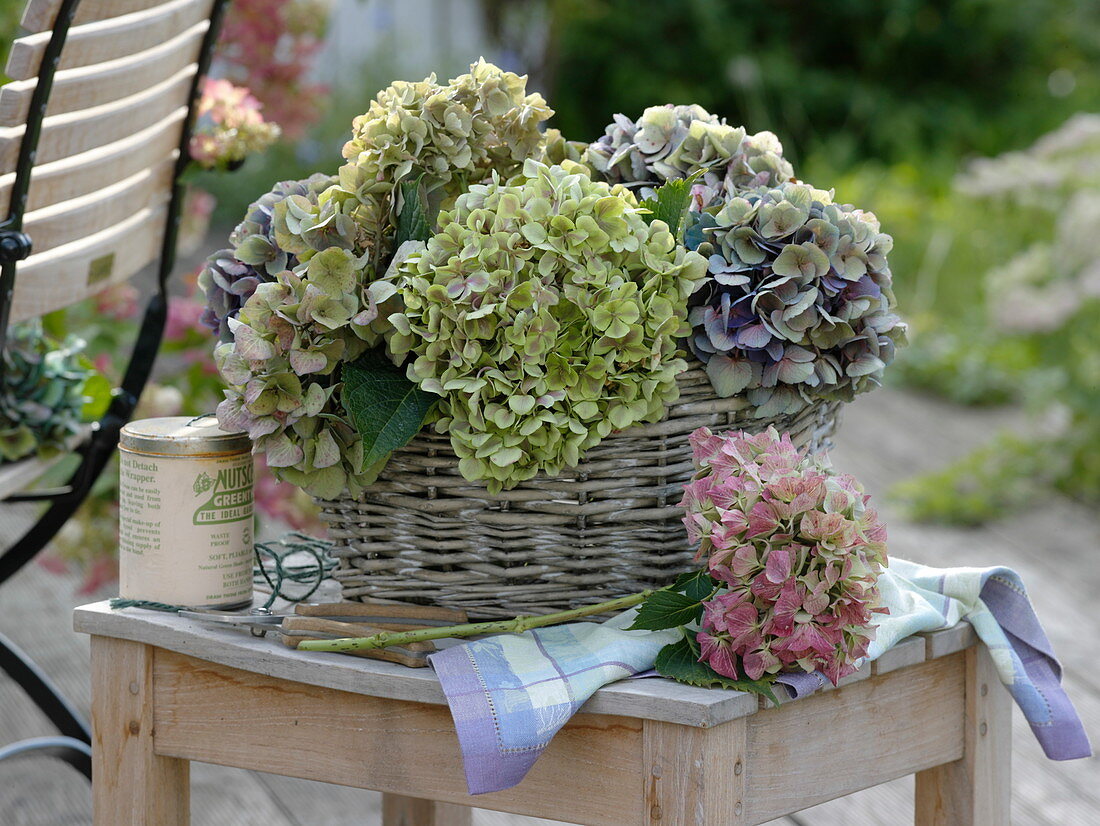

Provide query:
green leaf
left=394, top=176, right=432, bottom=248
left=340, top=349, right=436, bottom=471
left=627, top=589, right=704, bottom=631
left=79, top=371, right=113, bottom=422
left=640, top=171, right=701, bottom=237
left=654, top=637, right=781, bottom=705
left=669, top=569, right=715, bottom=603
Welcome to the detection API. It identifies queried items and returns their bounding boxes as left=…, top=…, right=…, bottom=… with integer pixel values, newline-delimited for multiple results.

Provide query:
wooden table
left=74, top=601, right=1011, bottom=826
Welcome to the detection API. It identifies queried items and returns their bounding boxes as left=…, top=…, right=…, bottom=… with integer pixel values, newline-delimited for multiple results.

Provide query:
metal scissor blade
left=177, top=609, right=285, bottom=628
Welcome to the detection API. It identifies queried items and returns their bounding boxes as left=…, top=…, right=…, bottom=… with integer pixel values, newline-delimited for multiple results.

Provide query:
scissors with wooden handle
left=178, top=600, right=468, bottom=668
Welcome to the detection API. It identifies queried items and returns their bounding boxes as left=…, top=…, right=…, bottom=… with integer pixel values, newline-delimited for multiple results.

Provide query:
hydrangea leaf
left=639, top=172, right=700, bottom=237
left=655, top=637, right=780, bottom=704
left=394, top=177, right=433, bottom=249
left=627, top=589, right=704, bottom=631
left=79, top=372, right=113, bottom=421
left=341, top=349, right=436, bottom=472
left=669, top=569, right=716, bottom=603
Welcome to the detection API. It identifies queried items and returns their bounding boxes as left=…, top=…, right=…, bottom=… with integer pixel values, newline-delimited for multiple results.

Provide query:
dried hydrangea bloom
left=585, top=103, right=794, bottom=199
left=342, top=58, right=553, bottom=199
left=684, top=182, right=906, bottom=417
left=199, top=174, right=334, bottom=341
left=213, top=181, right=400, bottom=499
left=389, top=159, right=707, bottom=492
left=1, top=322, right=93, bottom=463
left=272, top=165, right=394, bottom=274
left=189, top=78, right=280, bottom=169
left=680, top=426, right=888, bottom=685
left=986, top=192, right=1100, bottom=333
left=539, top=127, right=589, bottom=166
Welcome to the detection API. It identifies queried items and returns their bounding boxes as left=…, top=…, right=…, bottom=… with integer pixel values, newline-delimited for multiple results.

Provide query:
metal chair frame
left=0, top=0, right=231, bottom=780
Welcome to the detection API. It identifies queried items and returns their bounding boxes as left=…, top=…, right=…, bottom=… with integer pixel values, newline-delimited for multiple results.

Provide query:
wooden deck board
left=1, top=386, right=1097, bottom=824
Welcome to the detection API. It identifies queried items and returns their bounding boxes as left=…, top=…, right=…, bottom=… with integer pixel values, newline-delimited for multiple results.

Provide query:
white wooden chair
left=0, top=0, right=228, bottom=779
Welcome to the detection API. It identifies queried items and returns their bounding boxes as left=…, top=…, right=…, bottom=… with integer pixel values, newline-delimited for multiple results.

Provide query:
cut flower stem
left=297, top=591, right=652, bottom=652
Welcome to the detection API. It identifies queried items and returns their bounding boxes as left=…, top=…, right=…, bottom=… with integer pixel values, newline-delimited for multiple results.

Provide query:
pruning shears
left=178, top=600, right=468, bottom=668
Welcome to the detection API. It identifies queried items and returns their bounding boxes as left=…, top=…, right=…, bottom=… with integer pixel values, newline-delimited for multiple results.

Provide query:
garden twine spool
left=118, top=416, right=254, bottom=609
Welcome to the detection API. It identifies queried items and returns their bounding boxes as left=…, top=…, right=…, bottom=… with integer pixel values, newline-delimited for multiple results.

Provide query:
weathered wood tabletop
left=74, top=596, right=1006, bottom=826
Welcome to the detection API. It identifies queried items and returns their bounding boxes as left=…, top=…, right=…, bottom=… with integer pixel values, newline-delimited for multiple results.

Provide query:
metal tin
left=118, top=416, right=254, bottom=609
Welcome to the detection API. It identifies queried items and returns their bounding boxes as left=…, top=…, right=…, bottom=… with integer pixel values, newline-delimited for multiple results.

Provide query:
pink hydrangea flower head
left=189, top=77, right=281, bottom=169
left=682, top=426, right=888, bottom=685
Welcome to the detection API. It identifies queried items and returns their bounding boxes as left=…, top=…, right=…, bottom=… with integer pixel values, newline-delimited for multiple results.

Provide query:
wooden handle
left=278, top=633, right=430, bottom=668
left=280, top=617, right=436, bottom=652
left=279, top=617, right=433, bottom=668
left=293, top=600, right=468, bottom=624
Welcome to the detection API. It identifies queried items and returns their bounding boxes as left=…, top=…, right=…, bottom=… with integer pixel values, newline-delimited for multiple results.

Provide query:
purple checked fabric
left=429, top=558, right=1091, bottom=795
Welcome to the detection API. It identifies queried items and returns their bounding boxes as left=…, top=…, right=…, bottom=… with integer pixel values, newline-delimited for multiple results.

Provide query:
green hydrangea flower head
left=539, top=127, right=589, bottom=167
left=270, top=167, right=393, bottom=271
left=342, top=58, right=553, bottom=200
left=389, top=159, right=708, bottom=492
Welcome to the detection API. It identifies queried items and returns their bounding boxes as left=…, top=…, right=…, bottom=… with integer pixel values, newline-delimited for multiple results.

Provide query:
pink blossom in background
left=214, top=0, right=330, bottom=140
left=165, top=296, right=208, bottom=341
left=189, top=77, right=280, bottom=169
left=94, top=283, right=140, bottom=321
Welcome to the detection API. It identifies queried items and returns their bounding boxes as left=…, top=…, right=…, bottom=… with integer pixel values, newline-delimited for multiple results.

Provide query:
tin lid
left=119, top=415, right=251, bottom=456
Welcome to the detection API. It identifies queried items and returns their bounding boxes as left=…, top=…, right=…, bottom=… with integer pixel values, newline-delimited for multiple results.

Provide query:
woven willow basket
left=320, top=367, right=843, bottom=618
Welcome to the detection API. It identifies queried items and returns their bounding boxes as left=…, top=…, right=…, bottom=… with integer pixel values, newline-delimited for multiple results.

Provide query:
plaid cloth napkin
left=429, top=558, right=1092, bottom=795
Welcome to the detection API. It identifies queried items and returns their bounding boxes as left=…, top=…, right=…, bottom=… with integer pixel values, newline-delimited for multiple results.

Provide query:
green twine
left=252, top=532, right=335, bottom=610
left=109, top=532, right=336, bottom=614
left=108, top=598, right=183, bottom=612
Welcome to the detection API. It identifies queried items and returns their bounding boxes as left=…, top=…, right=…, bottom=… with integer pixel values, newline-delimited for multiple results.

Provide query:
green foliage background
left=549, top=0, right=1100, bottom=168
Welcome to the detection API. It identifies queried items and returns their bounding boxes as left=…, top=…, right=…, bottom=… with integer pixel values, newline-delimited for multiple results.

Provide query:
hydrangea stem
left=297, top=590, right=652, bottom=653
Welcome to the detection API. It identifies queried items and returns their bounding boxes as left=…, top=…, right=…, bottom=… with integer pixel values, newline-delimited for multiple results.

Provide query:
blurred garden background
left=2, top=3, right=1099, bottom=823
left=5, top=0, right=1100, bottom=587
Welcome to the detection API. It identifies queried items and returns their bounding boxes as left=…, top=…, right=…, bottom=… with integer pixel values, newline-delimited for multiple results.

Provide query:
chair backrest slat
left=0, top=21, right=208, bottom=127
left=1, top=0, right=209, bottom=320
left=21, top=157, right=175, bottom=254
left=0, top=68, right=194, bottom=170
left=6, top=0, right=213, bottom=81
left=0, top=108, right=185, bottom=218
left=8, top=204, right=169, bottom=321
left=20, top=0, right=174, bottom=33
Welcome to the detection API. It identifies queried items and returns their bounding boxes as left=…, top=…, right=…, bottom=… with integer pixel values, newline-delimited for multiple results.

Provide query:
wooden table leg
left=91, top=637, right=190, bottom=826
left=381, top=794, right=472, bottom=825
left=643, top=718, right=748, bottom=825
left=914, top=645, right=1011, bottom=825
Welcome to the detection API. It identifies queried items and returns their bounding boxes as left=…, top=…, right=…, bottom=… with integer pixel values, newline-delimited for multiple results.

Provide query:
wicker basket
left=320, top=367, right=843, bottom=618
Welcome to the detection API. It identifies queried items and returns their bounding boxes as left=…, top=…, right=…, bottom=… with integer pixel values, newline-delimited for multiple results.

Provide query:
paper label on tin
left=191, top=464, right=253, bottom=525
left=119, top=450, right=254, bottom=607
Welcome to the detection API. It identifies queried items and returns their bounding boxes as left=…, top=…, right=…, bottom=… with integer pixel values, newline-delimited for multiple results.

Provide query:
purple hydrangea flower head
left=684, top=183, right=906, bottom=417
left=199, top=173, right=334, bottom=341
left=585, top=103, right=794, bottom=200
